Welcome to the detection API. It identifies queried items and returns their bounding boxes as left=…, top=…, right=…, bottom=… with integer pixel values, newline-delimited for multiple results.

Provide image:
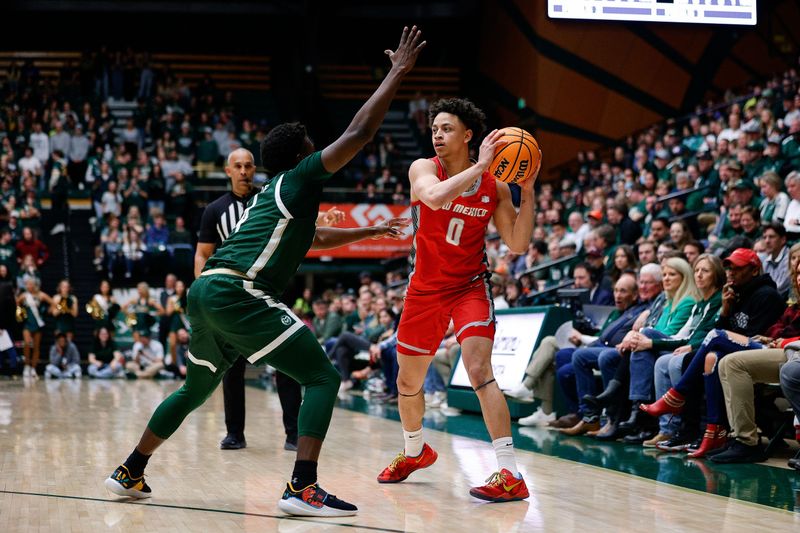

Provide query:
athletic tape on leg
left=474, top=378, right=496, bottom=392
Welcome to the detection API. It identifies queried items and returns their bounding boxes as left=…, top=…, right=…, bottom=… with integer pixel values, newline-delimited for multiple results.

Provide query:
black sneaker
left=709, top=440, right=767, bottom=464
left=105, top=465, right=152, bottom=499
left=284, top=438, right=298, bottom=451
left=277, top=482, right=358, bottom=517
left=656, top=433, right=694, bottom=452
left=220, top=434, right=247, bottom=450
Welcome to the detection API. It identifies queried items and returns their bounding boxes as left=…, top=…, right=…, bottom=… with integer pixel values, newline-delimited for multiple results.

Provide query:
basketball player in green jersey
left=105, top=26, right=425, bottom=517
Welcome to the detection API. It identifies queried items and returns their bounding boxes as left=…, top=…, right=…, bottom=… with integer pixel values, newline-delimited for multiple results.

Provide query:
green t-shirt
left=206, top=151, right=332, bottom=295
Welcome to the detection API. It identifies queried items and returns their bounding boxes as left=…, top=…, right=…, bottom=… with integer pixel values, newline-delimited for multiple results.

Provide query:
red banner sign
left=306, top=203, right=413, bottom=259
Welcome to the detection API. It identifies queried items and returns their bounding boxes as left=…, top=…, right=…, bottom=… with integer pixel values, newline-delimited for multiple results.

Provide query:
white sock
left=403, top=428, right=424, bottom=457
left=493, top=437, right=519, bottom=477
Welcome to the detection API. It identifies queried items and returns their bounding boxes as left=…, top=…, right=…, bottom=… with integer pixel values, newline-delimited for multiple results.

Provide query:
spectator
left=17, top=146, right=42, bottom=179
left=126, top=332, right=166, bottom=379
left=641, top=248, right=785, bottom=457
left=15, top=227, right=49, bottom=267
left=196, top=128, right=219, bottom=176
left=682, top=241, right=704, bottom=265
left=166, top=279, right=189, bottom=363
left=606, top=202, right=642, bottom=245
left=759, top=222, right=790, bottom=298
left=312, top=298, right=343, bottom=346
left=44, top=332, right=81, bottom=379
left=168, top=328, right=190, bottom=379
left=145, top=212, right=169, bottom=249
left=609, top=245, right=636, bottom=283
left=759, top=171, right=789, bottom=225
left=716, top=264, right=800, bottom=463
left=637, top=240, right=657, bottom=266
left=68, top=123, right=90, bottom=189
left=29, top=122, right=49, bottom=166
left=783, top=171, right=800, bottom=238
left=48, top=149, right=70, bottom=236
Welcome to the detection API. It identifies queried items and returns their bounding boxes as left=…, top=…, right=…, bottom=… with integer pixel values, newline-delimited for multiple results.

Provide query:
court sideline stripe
left=0, top=489, right=413, bottom=533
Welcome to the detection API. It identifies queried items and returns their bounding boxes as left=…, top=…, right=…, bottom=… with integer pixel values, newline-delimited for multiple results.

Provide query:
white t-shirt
left=29, top=132, right=49, bottom=164
left=784, top=199, right=800, bottom=233
left=18, top=156, right=42, bottom=176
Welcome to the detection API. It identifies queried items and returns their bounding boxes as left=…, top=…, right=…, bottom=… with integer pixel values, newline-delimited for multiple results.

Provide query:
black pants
left=222, top=356, right=301, bottom=443
left=332, top=331, right=371, bottom=381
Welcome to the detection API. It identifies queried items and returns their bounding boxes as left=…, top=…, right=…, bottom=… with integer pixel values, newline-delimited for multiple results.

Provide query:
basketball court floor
left=1, top=378, right=798, bottom=532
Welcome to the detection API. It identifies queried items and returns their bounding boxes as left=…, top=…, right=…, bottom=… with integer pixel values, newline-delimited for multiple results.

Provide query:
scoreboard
left=548, top=0, right=757, bottom=26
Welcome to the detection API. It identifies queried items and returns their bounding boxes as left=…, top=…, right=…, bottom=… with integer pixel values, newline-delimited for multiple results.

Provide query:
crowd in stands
left=3, top=46, right=800, bottom=468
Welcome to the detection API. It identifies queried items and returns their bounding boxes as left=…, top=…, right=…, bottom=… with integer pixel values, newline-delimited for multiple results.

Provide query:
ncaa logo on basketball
left=281, top=315, right=292, bottom=326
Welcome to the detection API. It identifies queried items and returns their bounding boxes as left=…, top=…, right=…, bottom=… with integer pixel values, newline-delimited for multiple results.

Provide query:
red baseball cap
left=587, top=210, right=603, bottom=220
left=723, top=248, right=761, bottom=269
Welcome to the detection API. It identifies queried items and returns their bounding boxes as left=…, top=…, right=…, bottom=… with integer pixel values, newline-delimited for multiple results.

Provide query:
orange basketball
left=488, top=127, right=541, bottom=185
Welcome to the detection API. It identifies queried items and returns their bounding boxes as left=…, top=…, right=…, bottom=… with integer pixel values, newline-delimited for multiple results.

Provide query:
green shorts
left=186, top=274, right=306, bottom=376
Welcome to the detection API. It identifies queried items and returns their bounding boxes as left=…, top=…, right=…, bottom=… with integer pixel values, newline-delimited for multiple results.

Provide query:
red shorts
left=396, top=280, right=496, bottom=356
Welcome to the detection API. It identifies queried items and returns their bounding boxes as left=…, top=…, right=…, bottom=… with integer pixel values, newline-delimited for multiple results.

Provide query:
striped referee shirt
left=198, top=191, right=252, bottom=247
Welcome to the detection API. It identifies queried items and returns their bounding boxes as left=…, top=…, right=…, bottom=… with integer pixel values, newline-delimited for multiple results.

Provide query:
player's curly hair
left=260, top=122, right=308, bottom=174
left=428, top=98, right=486, bottom=147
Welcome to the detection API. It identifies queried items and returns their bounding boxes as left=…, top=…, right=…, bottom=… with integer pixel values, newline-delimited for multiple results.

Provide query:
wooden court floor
left=1, top=379, right=798, bottom=532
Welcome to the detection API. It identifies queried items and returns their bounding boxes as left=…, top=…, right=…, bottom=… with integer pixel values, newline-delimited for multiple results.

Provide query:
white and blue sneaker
left=277, top=482, right=358, bottom=517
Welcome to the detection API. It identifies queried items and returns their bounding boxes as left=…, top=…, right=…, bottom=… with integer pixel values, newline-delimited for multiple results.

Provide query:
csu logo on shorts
left=281, top=315, right=293, bottom=326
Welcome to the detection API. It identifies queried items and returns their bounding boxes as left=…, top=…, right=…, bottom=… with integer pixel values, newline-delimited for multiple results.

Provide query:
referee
left=195, top=147, right=303, bottom=451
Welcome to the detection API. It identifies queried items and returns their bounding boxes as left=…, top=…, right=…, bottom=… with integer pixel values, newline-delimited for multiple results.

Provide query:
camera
left=556, top=288, right=598, bottom=335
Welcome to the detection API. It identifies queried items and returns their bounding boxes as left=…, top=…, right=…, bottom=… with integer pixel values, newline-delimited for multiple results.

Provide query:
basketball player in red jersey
left=377, top=98, right=539, bottom=502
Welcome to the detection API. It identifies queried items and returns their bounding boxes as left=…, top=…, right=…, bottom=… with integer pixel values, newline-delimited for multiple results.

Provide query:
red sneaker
left=377, top=443, right=438, bottom=483
left=469, top=469, right=529, bottom=502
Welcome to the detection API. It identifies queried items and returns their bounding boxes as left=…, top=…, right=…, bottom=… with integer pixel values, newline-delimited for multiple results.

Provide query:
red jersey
left=408, top=157, right=497, bottom=293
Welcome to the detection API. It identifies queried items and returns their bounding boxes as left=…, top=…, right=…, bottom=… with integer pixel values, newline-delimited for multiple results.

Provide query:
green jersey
left=205, top=151, right=331, bottom=295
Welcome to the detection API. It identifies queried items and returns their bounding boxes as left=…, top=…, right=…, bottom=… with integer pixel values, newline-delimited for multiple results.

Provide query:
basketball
left=488, top=127, right=541, bottom=185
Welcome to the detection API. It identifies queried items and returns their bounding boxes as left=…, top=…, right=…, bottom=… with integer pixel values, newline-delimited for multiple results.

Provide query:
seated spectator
left=609, top=245, right=636, bottom=284
left=557, top=267, right=662, bottom=435
left=15, top=227, right=49, bottom=267
left=0, top=229, right=17, bottom=278
left=44, top=332, right=81, bottom=379
left=682, top=241, right=704, bottom=266
left=611, top=257, right=705, bottom=443
left=739, top=205, right=761, bottom=241
left=758, top=171, right=789, bottom=226
left=20, top=190, right=42, bottom=228
left=784, top=171, right=800, bottom=239
left=520, top=271, right=642, bottom=429
left=167, top=328, right=190, bottom=379
left=715, top=263, right=800, bottom=463
left=101, top=180, right=123, bottom=219
left=126, top=332, right=165, bottom=379
left=312, top=298, right=343, bottom=346
left=169, top=216, right=192, bottom=244
left=780, top=341, right=800, bottom=471
left=641, top=248, right=785, bottom=457
left=669, top=221, right=692, bottom=250
left=759, top=223, right=790, bottom=298
left=332, top=307, right=395, bottom=392
left=607, top=202, right=641, bottom=245
left=637, top=240, right=657, bottom=266
left=87, top=327, right=125, bottom=379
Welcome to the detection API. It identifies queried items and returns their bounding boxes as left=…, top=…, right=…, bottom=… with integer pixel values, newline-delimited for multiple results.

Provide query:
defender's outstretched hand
left=372, top=217, right=411, bottom=240
left=385, top=26, right=426, bottom=73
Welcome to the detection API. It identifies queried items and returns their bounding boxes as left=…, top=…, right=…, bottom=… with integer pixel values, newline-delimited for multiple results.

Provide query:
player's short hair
left=428, top=98, right=486, bottom=147
left=261, top=122, right=307, bottom=174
